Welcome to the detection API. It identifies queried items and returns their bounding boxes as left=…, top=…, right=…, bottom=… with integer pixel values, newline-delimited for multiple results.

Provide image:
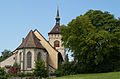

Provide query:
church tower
left=48, top=8, right=65, bottom=61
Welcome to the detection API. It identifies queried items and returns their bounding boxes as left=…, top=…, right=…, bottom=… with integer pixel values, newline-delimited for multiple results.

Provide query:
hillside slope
left=52, top=72, right=120, bottom=79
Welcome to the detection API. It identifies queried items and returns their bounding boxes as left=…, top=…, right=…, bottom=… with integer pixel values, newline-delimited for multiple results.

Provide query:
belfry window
left=54, top=40, right=60, bottom=47
left=27, top=52, right=32, bottom=68
left=37, top=52, right=41, bottom=60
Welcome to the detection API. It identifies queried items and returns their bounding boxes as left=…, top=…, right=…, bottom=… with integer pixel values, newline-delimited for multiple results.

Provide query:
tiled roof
left=17, top=30, right=44, bottom=49
left=48, top=23, right=60, bottom=34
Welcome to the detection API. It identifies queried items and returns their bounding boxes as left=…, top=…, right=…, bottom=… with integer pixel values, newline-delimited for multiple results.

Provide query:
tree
left=60, top=10, right=120, bottom=73
left=33, top=58, right=48, bottom=79
left=84, top=10, right=120, bottom=72
left=0, top=49, right=12, bottom=61
left=111, top=23, right=120, bottom=71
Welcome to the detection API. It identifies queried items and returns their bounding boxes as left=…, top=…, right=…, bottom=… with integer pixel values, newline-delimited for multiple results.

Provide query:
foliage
left=18, top=72, right=26, bottom=77
left=25, top=72, right=33, bottom=76
left=52, top=61, right=76, bottom=77
left=13, top=62, right=20, bottom=72
left=60, top=10, right=120, bottom=73
left=60, top=61, right=76, bottom=75
left=18, top=72, right=33, bottom=77
left=33, top=58, right=48, bottom=78
left=8, top=63, right=20, bottom=77
left=0, top=75, right=7, bottom=79
left=0, top=67, right=7, bottom=79
left=0, top=49, right=12, bottom=61
left=8, top=67, right=18, bottom=74
left=0, top=67, right=6, bottom=75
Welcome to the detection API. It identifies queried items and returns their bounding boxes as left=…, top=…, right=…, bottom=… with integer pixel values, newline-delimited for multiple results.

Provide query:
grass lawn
left=52, top=72, right=120, bottom=79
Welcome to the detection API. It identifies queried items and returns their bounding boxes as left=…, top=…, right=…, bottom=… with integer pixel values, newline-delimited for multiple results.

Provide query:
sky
left=0, top=0, right=120, bottom=60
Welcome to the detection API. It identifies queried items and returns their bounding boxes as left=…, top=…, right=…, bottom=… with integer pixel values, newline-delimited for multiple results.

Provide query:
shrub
left=0, top=67, right=7, bottom=79
left=18, top=72, right=25, bottom=77
left=0, top=67, right=6, bottom=75
left=8, top=67, right=18, bottom=74
left=25, top=72, right=33, bottom=77
left=8, top=63, right=20, bottom=77
left=0, top=75, right=7, bottom=79
left=33, top=58, right=48, bottom=78
left=52, top=61, right=76, bottom=77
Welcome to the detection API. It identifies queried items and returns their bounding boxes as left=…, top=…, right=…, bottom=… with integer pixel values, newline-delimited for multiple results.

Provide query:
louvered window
left=54, top=40, right=60, bottom=47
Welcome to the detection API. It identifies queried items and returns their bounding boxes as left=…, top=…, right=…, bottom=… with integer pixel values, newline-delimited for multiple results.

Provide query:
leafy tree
left=84, top=10, right=120, bottom=72
left=111, top=23, right=120, bottom=71
left=33, top=58, right=48, bottom=79
left=60, top=10, right=120, bottom=73
left=0, top=49, right=12, bottom=61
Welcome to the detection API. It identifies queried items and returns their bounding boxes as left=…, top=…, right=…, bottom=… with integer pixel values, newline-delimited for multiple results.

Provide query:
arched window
left=19, top=52, right=21, bottom=64
left=37, top=52, right=41, bottom=60
left=54, top=40, right=60, bottom=47
left=27, top=52, right=32, bottom=68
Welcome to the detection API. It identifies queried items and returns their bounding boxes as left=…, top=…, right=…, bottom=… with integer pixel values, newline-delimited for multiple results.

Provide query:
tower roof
left=48, top=23, right=60, bottom=34
left=17, top=30, right=44, bottom=49
left=48, top=7, right=60, bottom=34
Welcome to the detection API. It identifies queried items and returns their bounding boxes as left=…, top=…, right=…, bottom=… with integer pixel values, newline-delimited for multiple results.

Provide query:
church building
left=0, top=8, right=65, bottom=73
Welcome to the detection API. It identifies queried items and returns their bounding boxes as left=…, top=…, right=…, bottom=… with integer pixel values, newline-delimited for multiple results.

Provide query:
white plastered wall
left=0, top=54, right=16, bottom=67
left=17, top=48, right=47, bottom=72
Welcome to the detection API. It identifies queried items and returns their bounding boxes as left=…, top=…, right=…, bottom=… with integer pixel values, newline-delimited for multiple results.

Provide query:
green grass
left=52, top=72, right=120, bottom=79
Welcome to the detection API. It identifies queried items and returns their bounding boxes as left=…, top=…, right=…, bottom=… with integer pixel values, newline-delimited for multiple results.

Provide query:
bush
left=0, top=67, right=6, bottom=75
left=25, top=72, right=33, bottom=77
left=51, top=61, right=76, bottom=77
left=0, top=75, right=7, bottom=79
left=0, top=67, right=7, bottom=79
left=8, top=67, right=19, bottom=74
left=33, top=58, right=48, bottom=78
left=18, top=72, right=25, bottom=77
left=50, top=70, right=63, bottom=77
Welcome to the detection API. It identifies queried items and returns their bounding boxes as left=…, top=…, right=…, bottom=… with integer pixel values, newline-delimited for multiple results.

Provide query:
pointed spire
left=48, top=7, right=61, bottom=34
left=56, top=6, right=60, bottom=24
left=56, top=6, right=59, bottom=18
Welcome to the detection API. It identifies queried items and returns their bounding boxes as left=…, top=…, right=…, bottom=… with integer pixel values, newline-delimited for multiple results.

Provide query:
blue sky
left=0, top=0, right=120, bottom=60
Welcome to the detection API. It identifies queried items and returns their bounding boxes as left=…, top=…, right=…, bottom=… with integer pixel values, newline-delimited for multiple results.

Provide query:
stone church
left=0, top=8, right=65, bottom=73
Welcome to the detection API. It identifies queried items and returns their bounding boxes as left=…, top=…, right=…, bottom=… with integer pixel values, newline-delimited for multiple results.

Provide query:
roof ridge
left=34, top=29, right=60, bottom=53
left=17, top=30, right=44, bottom=49
left=31, top=30, right=36, bottom=47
